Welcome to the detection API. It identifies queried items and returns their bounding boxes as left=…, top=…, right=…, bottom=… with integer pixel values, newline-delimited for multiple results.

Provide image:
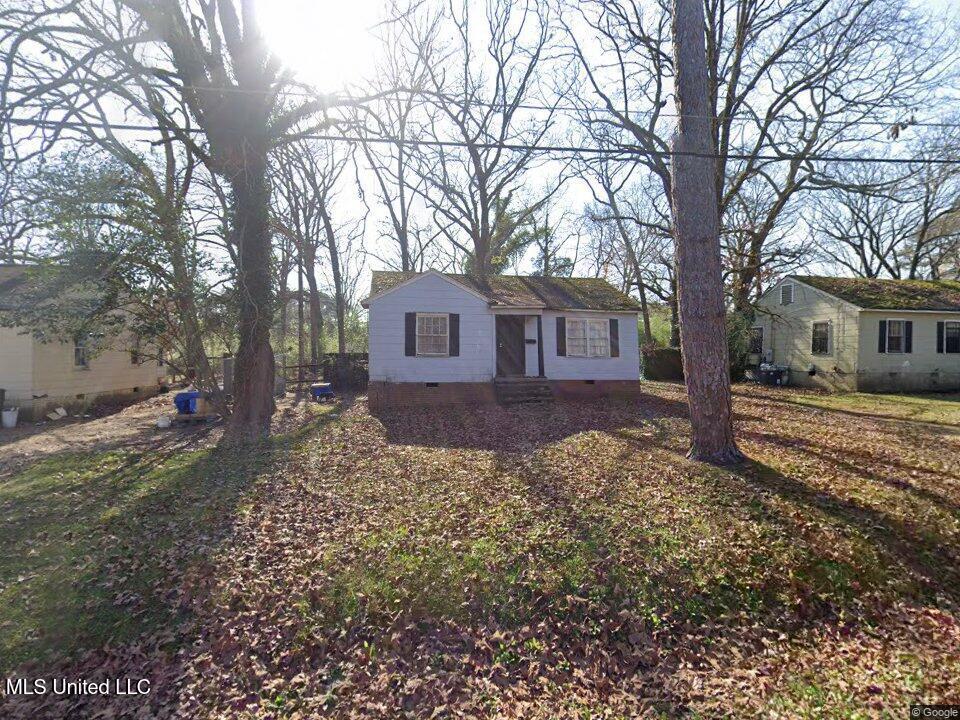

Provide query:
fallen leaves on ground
left=2, top=383, right=959, bottom=718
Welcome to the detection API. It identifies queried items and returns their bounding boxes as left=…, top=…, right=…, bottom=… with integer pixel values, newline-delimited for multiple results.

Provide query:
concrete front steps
left=494, top=377, right=554, bottom=405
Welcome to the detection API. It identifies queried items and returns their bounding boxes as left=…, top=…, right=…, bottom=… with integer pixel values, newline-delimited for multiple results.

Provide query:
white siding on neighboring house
left=0, top=326, right=34, bottom=403
left=754, top=279, right=859, bottom=390
left=857, top=310, right=960, bottom=391
left=367, top=272, right=496, bottom=382
left=31, top=336, right=163, bottom=403
left=542, top=310, right=641, bottom=381
left=524, top=316, right=539, bottom=377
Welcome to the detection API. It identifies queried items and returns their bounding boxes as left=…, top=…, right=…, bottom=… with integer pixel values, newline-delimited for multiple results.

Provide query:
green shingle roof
left=366, top=271, right=641, bottom=311
left=793, top=275, right=960, bottom=311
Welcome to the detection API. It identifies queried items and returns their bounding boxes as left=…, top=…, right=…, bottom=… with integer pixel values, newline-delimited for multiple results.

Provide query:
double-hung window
left=811, top=322, right=829, bottom=355
left=74, top=336, right=89, bottom=368
left=566, top=318, right=610, bottom=358
left=886, top=319, right=905, bottom=353
left=749, top=327, right=763, bottom=354
left=416, top=313, right=449, bottom=356
left=946, top=322, right=960, bottom=354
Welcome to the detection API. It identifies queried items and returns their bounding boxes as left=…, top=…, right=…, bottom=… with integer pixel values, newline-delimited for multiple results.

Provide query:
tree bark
left=638, top=283, right=653, bottom=344
left=222, top=150, right=276, bottom=443
left=670, top=0, right=743, bottom=464
left=320, top=205, right=347, bottom=355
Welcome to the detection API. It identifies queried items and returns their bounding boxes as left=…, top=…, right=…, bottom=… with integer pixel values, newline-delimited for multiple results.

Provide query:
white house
left=0, top=264, right=166, bottom=420
left=361, top=270, right=642, bottom=408
left=753, top=275, right=960, bottom=392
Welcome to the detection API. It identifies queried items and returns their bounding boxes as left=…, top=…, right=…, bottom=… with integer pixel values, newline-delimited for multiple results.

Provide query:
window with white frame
left=811, top=322, right=829, bottom=355
left=74, top=336, right=89, bottom=368
left=780, top=284, right=794, bottom=305
left=749, top=327, right=763, bottom=354
left=947, top=322, right=960, bottom=354
left=566, top=318, right=610, bottom=357
left=416, top=313, right=449, bottom=356
left=886, top=319, right=905, bottom=353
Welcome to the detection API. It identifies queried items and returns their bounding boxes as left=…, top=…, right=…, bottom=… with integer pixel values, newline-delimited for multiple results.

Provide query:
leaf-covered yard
left=2, top=383, right=959, bottom=718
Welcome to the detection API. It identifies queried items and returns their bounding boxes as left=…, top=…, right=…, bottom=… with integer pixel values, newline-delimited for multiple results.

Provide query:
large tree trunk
left=638, top=283, right=653, bottom=344
left=670, top=0, right=742, bottom=464
left=166, top=230, right=225, bottom=411
left=669, top=278, right=681, bottom=348
left=320, top=206, right=347, bottom=355
left=222, top=151, right=276, bottom=444
left=297, top=257, right=305, bottom=383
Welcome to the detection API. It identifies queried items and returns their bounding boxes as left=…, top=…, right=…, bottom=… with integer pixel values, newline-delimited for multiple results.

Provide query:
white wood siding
left=367, top=273, right=496, bottom=382
left=754, top=279, right=859, bottom=391
left=0, top=327, right=34, bottom=402
left=857, top=310, right=960, bottom=390
left=524, top=316, right=539, bottom=377
left=31, top=336, right=164, bottom=401
left=542, top=310, right=641, bottom=380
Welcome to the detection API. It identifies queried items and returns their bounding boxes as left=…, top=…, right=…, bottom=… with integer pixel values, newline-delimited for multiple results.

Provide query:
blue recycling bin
left=174, top=390, right=201, bottom=414
left=310, top=383, right=335, bottom=402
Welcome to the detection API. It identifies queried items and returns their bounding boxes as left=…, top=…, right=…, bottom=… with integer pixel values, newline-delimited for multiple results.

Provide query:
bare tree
left=410, top=0, right=566, bottom=275
left=0, top=0, right=367, bottom=442
left=562, top=0, right=953, bottom=311
left=671, top=0, right=742, bottom=464
left=812, top=145, right=960, bottom=280
left=354, top=1, right=441, bottom=272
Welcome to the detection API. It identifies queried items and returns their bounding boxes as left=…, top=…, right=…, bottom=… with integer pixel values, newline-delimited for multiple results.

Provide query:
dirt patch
left=0, top=391, right=332, bottom=477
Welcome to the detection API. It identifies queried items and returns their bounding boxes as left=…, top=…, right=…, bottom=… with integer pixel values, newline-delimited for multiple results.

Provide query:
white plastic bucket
left=2, top=407, right=19, bottom=429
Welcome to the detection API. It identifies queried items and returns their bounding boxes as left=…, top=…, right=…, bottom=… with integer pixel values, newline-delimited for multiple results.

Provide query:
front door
left=496, top=316, right=526, bottom=376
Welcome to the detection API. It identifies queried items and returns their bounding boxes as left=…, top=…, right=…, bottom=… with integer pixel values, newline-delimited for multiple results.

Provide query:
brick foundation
left=368, top=379, right=643, bottom=410
left=368, top=382, right=498, bottom=411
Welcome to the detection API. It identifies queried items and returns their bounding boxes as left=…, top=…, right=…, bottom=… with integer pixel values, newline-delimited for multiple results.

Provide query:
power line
left=6, top=115, right=960, bottom=166
left=3, top=72, right=959, bottom=131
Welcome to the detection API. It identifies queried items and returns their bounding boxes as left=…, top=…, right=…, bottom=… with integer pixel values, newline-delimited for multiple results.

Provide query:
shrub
left=641, top=345, right=684, bottom=380
left=640, top=312, right=753, bottom=382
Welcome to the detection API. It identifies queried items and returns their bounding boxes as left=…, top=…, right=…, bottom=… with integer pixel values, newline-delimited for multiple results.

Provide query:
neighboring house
left=753, top=275, right=960, bottom=392
left=361, top=270, right=642, bottom=408
left=0, top=264, right=166, bottom=420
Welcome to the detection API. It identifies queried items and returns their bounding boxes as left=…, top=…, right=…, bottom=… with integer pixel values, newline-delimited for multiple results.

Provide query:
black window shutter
left=405, top=312, right=416, bottom=356
left=556, top=316, right=566, bottom=356
left=905, top=320, right=913, bottom=353
left=449, top=313, right=460, bottom=356
left=937, top=321, right=945, bottom=353
left=609, top=318, right=619, bottom=357
left=877, top=320, right=887, bottom=353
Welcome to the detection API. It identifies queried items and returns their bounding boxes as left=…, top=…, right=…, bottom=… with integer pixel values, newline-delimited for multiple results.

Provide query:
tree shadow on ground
left=0, top=403, right=341, bottom=676
left=372, top=392, right=692, bottom=452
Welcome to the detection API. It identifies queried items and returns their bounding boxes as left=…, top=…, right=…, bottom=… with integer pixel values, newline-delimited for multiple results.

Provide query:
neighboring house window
left=416, top=313, right=449, bottom=356
left=749, top=327, right=763, bottom=354
left=811, top=322, right=830, bottom=355
left=886, top=319, right=905, bottom=353
left=566, top=318, right=610, bottom=357
left=947, top=322, right=960, bottom=353
left=780, top=284, right=794, bottom=305
left=74, top=337, right=89, bottom=368
left=130, top=336, right=141, bottom=365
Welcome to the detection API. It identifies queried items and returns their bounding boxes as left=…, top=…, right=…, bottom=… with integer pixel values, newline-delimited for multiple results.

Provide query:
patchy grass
left=3, top=387, right=960, bottom=718
left=786, top=389, right=960, bottom=426
left=0, top=402, right=339, bottom=674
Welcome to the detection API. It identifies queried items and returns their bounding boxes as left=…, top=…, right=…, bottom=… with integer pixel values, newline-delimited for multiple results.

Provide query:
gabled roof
left=790, top=275, right=960, bottom=312
left=364, top=270, right=642, bottom=311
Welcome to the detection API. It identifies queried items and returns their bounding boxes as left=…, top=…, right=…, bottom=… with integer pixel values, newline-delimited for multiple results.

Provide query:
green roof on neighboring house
left=366, top=271, right=642, bottom=311
left=792, top=275, right=960, bottom=311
